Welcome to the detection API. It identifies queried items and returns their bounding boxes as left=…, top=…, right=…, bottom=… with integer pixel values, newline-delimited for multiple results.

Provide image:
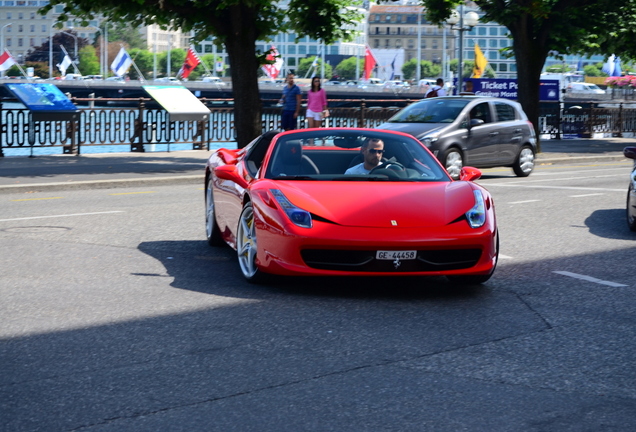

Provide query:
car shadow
left=137, top=240, right=489, bottom=301
left=584, top=208, right=635, bottom=240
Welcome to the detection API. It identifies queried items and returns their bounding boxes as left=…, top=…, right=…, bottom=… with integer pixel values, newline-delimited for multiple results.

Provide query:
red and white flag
left=363, top=46, right=377, bottom=80
left=0, top=50, right=17, bottom=72
left=261, top=46, right=284, bottom=80
left=177, top=46, right=201, bottom=79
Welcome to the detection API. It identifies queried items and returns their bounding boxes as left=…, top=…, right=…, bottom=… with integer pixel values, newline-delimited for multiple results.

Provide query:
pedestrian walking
left=425, top=78, right=447, bottom=98
left=279, top=73, right=302, bottom=131
left=306, top=77, right=328, bottom=128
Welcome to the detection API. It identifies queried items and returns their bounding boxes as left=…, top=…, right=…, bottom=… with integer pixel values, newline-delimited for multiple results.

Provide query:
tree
left=99, top=22, right=147, bottom=50
left=422, top=0, right=636, bottom=149
left=25, top=30, right=90, bottom=66
left=41, top=0, right=361, bottom=148
left=401, top=59, right=441, bottom=80
left=78, top=45, right=100, bottom=75
left=334, top=56, right=363, bottom=80
left=296, top=56, right=333, bottom=79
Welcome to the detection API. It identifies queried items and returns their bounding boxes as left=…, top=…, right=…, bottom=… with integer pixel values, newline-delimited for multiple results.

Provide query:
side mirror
left=624, top=147, right=636, bottom=160
left=469, top=118, right=485, bottom=127
left=214, top=165, right=249, bottom=189
left=459, top=166, right=482, bottom=182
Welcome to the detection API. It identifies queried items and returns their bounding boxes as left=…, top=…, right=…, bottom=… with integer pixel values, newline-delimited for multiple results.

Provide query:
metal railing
left=2, top=97, right=636, bottom=156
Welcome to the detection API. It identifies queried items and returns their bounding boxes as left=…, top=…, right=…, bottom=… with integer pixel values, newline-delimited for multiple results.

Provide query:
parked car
left=199, top=76, right=226, bottom=85
left=624, top=146, right=636, bottom=231
left=205, top=128, right=498, bottom=284
left=378, top=96, right=537, bottom=179
left=154, top=77, right=180, bottom=83
left=566, top=82, right=605, bottom=95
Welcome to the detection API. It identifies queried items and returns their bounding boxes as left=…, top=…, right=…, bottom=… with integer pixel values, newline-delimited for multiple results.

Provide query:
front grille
left=300, top=249, right=482, bottom=272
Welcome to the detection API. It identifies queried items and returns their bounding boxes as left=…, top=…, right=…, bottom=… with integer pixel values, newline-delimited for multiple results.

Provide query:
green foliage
left=296, top=56, right=333, bottom=79
left=545, top=64, right=573, bottom=73
left=334, top=57, right=363, bottom=80
left=101, top=22, right=146, bottom=50
left=78, top=46, right=100, bottom=75
left=401, top=59, right=441, bottom=80
left=583, top=65, right=603, bottom=77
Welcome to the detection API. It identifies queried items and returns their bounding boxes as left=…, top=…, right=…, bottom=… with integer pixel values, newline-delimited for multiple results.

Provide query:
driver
left=345, top=138, right=384, bottom=175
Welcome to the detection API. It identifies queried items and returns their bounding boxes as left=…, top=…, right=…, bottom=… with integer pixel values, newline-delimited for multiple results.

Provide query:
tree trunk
left=509, top=17, right=550, bottom=153
left=223, top=5, right=263, bottom=148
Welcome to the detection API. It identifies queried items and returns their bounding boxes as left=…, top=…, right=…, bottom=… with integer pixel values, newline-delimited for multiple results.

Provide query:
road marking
left=109, top=191, right=156, bottom=195
left=499, top=254, right=514, bottom=260
left=569, top=193, right=605, bottom=198
left=553, top=271, right=628, bottom=287
left=509, top=199, right=541, bottom=204
left=11, top=197, right=63, bottom=202
left=488, top=184, right=624, bottom=192
left=0, top=211, right=124, bottom=222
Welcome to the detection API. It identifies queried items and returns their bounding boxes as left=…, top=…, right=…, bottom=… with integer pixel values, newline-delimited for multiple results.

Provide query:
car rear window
left=494, top=102, right=516, bottom=122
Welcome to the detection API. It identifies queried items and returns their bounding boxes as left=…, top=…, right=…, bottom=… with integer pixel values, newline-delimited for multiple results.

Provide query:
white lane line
left=499, top=254, right=514, bottom=260
left=553, top=271, right=628, bottom=287
left=487, top=184, right=624, bottom=192
left=569, top=193, right=605, bottom=198
left=0, top=211, right=124, bottom=222
left=509, top=199, right=541, bottom=204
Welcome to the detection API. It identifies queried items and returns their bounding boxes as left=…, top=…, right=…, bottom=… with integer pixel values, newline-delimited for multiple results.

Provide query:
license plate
left=376, top=250, right=416, bottom=260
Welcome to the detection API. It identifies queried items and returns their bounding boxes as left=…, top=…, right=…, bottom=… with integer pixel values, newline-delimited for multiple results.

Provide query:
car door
left=464, top=102, right=500, bottom=167
left=494, top=101, right=526, bottom=165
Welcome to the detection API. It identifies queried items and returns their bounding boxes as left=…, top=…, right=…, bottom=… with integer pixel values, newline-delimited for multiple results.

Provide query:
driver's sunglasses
left=368, top=149, right=384, bottom=155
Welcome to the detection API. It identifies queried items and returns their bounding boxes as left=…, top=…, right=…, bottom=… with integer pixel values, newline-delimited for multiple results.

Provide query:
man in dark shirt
left=280, top=73, right=302, bottom=130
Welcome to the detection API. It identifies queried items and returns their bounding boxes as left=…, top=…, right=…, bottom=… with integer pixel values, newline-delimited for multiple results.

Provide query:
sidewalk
left=0, top=138, right=633, bottom=194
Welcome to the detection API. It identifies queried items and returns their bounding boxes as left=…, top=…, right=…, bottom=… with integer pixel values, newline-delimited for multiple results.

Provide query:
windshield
left=264, top=130, right=450, bottom=182
left=386, top=99, right=470, bottom=123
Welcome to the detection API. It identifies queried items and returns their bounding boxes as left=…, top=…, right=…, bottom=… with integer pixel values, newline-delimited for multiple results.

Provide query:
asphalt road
left=1, top=160, right=635, bottom=431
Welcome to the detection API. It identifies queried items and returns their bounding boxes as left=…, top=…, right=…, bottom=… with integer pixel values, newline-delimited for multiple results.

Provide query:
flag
left=363, top=46, right=376, bottom=80
left=602, top=55, right=615, bottom=76
left=0, top=50, right=16, bottom=72
left=111, top=47, right=132, bottom=77
left=613, top=57, right=622, bottom=77
left=56, top=52, right=72, bottom=76
left=178, top=46, right=201, bottom=79
left=472, top=43, right=487, bottom=78
left=261, top=46, right=284, bottom=79
left=389, top=54, right=397, bottom=80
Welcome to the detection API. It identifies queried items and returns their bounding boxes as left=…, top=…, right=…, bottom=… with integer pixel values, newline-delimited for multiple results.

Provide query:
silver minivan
left=378, top=96, right=537, bottom=179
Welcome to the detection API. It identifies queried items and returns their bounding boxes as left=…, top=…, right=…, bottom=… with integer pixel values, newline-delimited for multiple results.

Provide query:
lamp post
left=416, top=6, right=422, bottom=83
left=446, top=5, right=479, bottom=93
left=1, top=23, right=11, bottom=53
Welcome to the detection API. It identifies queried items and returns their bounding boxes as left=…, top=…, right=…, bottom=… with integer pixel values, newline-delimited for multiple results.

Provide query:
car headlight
left=271, top=189, right=312, bottom=228
left=421, top=134, right=439, bottom=148
left=466, top=190, right=486, bottom=228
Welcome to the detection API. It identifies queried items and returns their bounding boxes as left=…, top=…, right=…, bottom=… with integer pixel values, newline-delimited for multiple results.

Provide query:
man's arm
left=294, top=91, right=301, bottom=117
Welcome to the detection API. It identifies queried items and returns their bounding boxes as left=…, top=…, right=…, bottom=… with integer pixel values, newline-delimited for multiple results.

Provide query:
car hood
left=377, top=122, right=446, bottom=140
left=275, top=181, right=476, bottom=228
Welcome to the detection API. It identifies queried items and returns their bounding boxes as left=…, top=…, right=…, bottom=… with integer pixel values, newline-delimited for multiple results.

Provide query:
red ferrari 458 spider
left=204, top=128, right=498, bottom=284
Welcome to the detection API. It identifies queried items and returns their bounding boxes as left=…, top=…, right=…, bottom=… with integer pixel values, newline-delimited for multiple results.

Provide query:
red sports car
left=205, top=128, right=498, bottom=284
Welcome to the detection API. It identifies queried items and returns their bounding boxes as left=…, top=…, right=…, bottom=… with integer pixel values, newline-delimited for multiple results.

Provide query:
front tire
left=442, top=147, right=463, bottom=180
left=512, top=145, right=535, bottom=177
left=628, top=184, right=636, bottom=232
left=205, top=176, right=224, bottom=246
left=236, top=202, right=268, bottom=283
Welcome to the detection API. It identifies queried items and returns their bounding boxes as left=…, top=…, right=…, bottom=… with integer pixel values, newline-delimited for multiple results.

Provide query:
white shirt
left=345, top=162, right=382, bottom=175
left=426, top=85, right=447, bottom=97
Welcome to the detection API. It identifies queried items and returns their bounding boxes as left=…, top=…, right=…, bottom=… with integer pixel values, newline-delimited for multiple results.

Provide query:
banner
left=111, top=47, right=133, bottom=77
left=261, top=46, right=284, bottom=80
left=457, top=78, right=560, bottom=101
left=178, top=46, right=201, bottom=79
left=0, top=50, right=16, bottom=72
left=472, top=44, right=487, bottom=78
left=363, top=46, right=376, bottom=80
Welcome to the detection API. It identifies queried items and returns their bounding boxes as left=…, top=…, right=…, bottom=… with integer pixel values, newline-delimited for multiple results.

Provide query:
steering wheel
left=369, top=162, right=406, bottom=174
left=369, top=162, right=407, bottom=179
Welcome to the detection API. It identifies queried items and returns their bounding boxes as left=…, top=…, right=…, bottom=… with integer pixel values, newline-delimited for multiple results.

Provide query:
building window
left=385, top=15, right=391, bottom=22
left=18, top=38, right=23, bottom=47
left=18, top=25, right=23, bottom=32
left=29, top=38, right=35, bottom=46
left=499, top=63, right=508, bottom=72
left=408, top=39, right=414, bottom=49
left=18, top=13, right=23, bottom=19
left=42, top=25, right=46, bottom=32
left=432, top=39, right=438, bottom=49
left=374, top=39, right=380, bottom=49
left=396, top=39, right=402, bottom=48
left=30, top=12, right=35, bottom=19
left=489, top=27, right=498, bottom=36
left=6, top=38, right=11, bottom=47
left=375, top=27, right=380, bottom=35
left=30, top=25, right=35, bottom=32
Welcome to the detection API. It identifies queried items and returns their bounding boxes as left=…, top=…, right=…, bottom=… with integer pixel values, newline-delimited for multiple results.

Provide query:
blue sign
left=5, top=83, right=78, bottom=112
left=455, top=78, right=560, bottom=101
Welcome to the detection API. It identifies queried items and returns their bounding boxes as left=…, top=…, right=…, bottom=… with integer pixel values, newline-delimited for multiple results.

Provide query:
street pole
left=416, top=7, right=422, bottom=83
left=0, top=23, right=11, bottom=78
